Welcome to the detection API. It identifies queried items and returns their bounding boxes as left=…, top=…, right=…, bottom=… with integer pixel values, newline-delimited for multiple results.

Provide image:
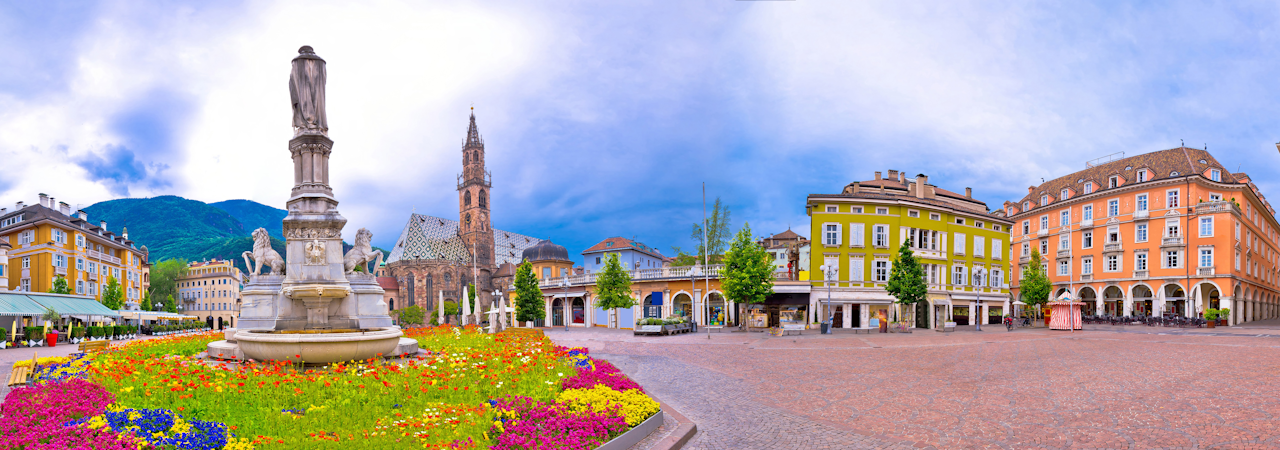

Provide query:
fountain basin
left=234, top=327, right=402, bottom=363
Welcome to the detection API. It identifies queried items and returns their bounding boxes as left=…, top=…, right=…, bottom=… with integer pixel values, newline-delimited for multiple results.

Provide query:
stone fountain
left=207, top=46, right=417, bottom=364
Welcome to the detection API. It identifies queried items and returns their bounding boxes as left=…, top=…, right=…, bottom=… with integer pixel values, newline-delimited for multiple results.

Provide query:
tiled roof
left=810, top=185, right=1005, bottom=221
left=1008, top=147, right=1235, bottom=215
left=376, top=276, right=399, bottom=290
left=582, top=237, right=664, bottom=258
left=769, top=229, right=803, bottom=240
left=384, top=214, right=540, bottom=267
left=0, top=203, right=138, bottom=251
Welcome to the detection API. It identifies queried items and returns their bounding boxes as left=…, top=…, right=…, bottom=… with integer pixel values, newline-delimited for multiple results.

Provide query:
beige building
left=177, top=259, right=245, bottom=329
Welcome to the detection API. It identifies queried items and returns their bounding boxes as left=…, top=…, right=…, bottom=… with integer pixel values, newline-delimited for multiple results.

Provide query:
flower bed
left=1, top=325, right=656, bottom=449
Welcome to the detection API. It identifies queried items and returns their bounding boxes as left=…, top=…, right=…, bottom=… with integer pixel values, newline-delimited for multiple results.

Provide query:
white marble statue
left=242, top=228, right=285, bottom=276
left=289, top=46, right=327, bottom=136
left=343, top=228, right=383, bottom=274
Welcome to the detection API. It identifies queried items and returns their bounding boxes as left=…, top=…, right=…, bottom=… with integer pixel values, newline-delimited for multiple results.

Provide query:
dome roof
left=521, top=240, right=570, bottom=263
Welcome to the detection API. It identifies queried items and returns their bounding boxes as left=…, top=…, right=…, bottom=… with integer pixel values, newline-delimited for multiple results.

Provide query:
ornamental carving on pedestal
left=305, top=240, right=326, bottom=266
left=285, top=227, right=342, bottom=240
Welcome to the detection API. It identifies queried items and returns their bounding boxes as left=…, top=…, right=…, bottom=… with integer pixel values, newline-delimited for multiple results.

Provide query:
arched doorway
left=1164, top=284, right=1186, bottom=316
left=1132, top=285, right=1153, bottom=316
left=1201, top=283, right=1220, bottom=311
left=1079, top=286, right=1097, bottom=315
left=706, top=293, right=726, bottom=326
left=228, top=317, right=233, bottom=328
left=217, top=316, right=224, bottom=330
left=552, top=298, right=564, bottom=326
left=672, top=293, right=692, bottom=321
left=205, top=316, right=214, bottom=329
left=1103, top=286, right=1124, bottom=316
left=642, top=294, right=661, bottom=318
left=389, top=299, right=394, bottom=311
left=571, top=298, right=585, bottom=324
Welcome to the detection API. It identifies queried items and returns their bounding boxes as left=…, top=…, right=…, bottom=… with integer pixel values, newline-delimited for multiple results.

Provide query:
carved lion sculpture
left=344, top=228, right=383, bottom=275
left=242, top=228, right=285, bottom=276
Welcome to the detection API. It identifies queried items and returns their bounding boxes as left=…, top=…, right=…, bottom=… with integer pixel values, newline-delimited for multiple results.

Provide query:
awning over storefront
left=0, top=293, right=48, bottom=317
left=25, top=293, right=121, bottom=317
left=118, top=311, right=198, bottom=321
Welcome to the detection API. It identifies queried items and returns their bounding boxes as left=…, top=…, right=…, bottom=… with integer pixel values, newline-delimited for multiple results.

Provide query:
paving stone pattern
left=551, top=326, right=1280, bottom=450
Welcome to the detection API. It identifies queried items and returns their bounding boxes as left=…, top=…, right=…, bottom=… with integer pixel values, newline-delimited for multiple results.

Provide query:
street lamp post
left=689, top=265, right=702, bottom=333
left=819, top=264, right=837, bottom=334
left=973, top=266, right=987, bottom=332
left=559, top=277, right=570, bottom=332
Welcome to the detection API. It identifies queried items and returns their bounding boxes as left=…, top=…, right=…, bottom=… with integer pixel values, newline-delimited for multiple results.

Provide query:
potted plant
left=25, top=326, right=44, bottom=347
left=73, top=326, right=85, bottom=343
left=1204, top=309, right=1218, bottom=328
left=1218, top=308, right=1230, bottom=326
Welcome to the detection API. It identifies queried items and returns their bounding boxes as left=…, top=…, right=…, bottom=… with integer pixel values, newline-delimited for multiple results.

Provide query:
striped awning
left=0, top=293, right=48, bottom=317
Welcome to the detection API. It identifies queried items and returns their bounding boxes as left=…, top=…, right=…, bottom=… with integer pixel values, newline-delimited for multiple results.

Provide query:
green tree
left=48, top=276, right=70, bottom=295
left=594, top=253, right=636, bottom=321
left=164, top=294, right=178, bottom=313
left=512, top=261, right=545, bottom=324
left=1019, top=249, right=1052, bottom=320
left=141, top=290, right=153, bottom=311
left=690, top=197, right=732, bottom=261
left=100, top=276, right=124, bottom=310
left=721, top=222, right=774, bottom=328
left=394, top=305, right=425, bottom=326
left=148, top=259, right=189, bottom=306
left=886, top=237, right=928, bottom=327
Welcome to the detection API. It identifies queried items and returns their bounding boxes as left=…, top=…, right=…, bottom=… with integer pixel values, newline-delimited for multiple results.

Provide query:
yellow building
left=1, top=195, right=150, bottom=306
left=177, top=259, right=245, bottom=329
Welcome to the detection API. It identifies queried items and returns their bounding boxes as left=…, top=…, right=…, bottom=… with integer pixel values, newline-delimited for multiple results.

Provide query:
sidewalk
left=0, top=334, right=170, bottom=398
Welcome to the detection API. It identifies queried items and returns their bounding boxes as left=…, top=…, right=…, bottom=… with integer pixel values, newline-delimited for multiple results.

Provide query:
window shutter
left=851, top=224, right=864, bottom=246
left=941, top=234, right=947, bottom=255
left=900, top=227, right=907, bottom=245
left=836, top=224, right=843, bottom=246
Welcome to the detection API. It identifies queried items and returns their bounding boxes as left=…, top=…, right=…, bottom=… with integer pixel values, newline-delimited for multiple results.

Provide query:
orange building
left=1005, top=148, right=1279, bottom=325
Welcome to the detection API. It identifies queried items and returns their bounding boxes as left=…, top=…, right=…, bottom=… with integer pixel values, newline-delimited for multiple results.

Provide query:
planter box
left=595, top=408, right=664, bottom=450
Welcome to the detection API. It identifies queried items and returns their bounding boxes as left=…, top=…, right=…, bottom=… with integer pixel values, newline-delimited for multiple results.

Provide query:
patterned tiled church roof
left=385, top=213, right=541, bottom=267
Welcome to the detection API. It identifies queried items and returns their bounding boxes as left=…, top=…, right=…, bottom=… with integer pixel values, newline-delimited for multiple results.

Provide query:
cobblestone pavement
left=550, top=326, right=1280, bottom=450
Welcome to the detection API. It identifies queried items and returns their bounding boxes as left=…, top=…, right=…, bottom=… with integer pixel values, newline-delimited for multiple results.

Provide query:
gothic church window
left=479, top=189, right=487, bottom=208
left=464, top=191, right=471, bottom=207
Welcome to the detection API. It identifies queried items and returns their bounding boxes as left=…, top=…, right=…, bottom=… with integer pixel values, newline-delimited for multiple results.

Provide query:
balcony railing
left=1079, top=219, right=1094, bottom=228
left=1197, top=267, right=1215, bottom=276
left=1135, top=210, right=1149, bottom=220
left=1057, top=249, right=1071, bottom=258
left=1195, top=200, right=1238, bottom=215
left=1162, top=236, right=1185, bottom=246
left=1019, top=255, right=1031, bottom=264
left=1104, top=243, right=1123, bottom=252
left=54, top=266, right=67, bottom=276
left=1081, top=274, right=1093, bottom=281
left=538, top=264, right=726, bottom=288
left=1037, top=228, right=1049, bottom=237
left=1133, top=270, right=1148, bottom=279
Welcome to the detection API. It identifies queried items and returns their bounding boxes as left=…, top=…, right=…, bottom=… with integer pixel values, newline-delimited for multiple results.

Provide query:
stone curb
left=648, top=400, right=697, bottom=450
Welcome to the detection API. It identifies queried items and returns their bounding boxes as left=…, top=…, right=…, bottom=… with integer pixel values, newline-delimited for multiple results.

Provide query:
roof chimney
left=899, top=172, right=905, bottom=183
left=76, top=210, right=87, bottom=221
left=915, top=174, right=928, bottom=199
left=1028, top=186, right=1035, bottom=194
left=966, top=187, right=973, bottom=198
left=58, top=202, right=70, bottom=215
left=874, top=171, right=882, bottom=180
left=888, top=169, right=898, bottom=180
left=16, top=201, right=24, bottom=210
left=38, top=194, right=48, bottom=207
left=100, top=220, right=107, bottom=232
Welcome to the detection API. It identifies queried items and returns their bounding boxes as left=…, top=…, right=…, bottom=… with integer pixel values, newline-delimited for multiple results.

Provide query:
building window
left=1108, top=199, right=1119, bottom=217
left=1105, top=255, right=1119, bottom=272
left=21, top=279, right=30, bottom=292
left=1210, top=169, right=1221, bottom=182
left=22, top=257, right=29, bottom=269
left=1060, top=210, right=1069, bottom=226
left=826, top=205, right=837, bottom=213
left=1039, top=216, right=1048, bottom=230
left=1109, top=176, right=1119, bottom=188
left=542, top=267, right=551, bottom=279
left=953, top=266, right=965, bottom=285
left=850, top=223, right=865, bottom=247
left=1059, top=234, right=1069, bottom=250
left=993, top=225, right=1002, bottom=232
left=1200, top=248, right=1213, bottom=268
left=929, top=213, right=940, bottom=220
left=1236, top=251, right=1241, bottom=269
left=53, top=229, right=64, bottom=244
left=54, top=254, right=64, bottom=268
left=851, top=206, right=863, bottom=213
left=876, top=208, right=888, bottom=215
left=1199, top=216, right=1213, bottom=237
left=1136, top=170, right=1147, bottom=182
left=1136, top=253, right=1148, bottom=271
left=595, top=257, right=601, bottom=264
left=1021, top=241, right=1030, bottom=257
left=1209, top=193, right=1222, bottom=201
left=992, top=239, right=1002, bottom=259
left=1082, top=257, right=1093, bottom=274
left=1022, top=220, right=1030, bottom=235
left=1039, top=239, right=1048, bottom=255
left=1023, top=201, right=1030, bottom=211
left=1083, top=205, right=1093, bottom=221
left=873, top=225, right=889, bottom=247
left=955, top=218, right=965, bottom=225
left=974, top=236, right=985, bottom=258
left=1060, top=188, right=1069, bottom=200
left=991, top=268, right=1002, bottom=287
left=1164, top=250, right=1182, bottom=269
left=1166, top=219, right=1181, bottom=238
left=1058, top=260, right=1069, bottom=276
left=1107, top=226, right=1120, bottom=244
left=1082, top=231, right=1093, bottom=249
left=1041, top=194, right=1048, bottom=205
left=76, top=281, right=84, bottom=294
left=824, top=224, right=840, bottom=245
left=1167, top=189, right=1180, bottom=208
left=1136, top=224, right=1148, bottom=242
left=954, top=233, right=965, bottom=254
left=1137, top=194, right=1148, bottom=212
left=975, top=221, right=983, bottom=228
left=850, top=258, right=864, bottom=282
left=873, top=260, right=889, bottom=282
left=908, top=210, right=919, bottom=218
left=1084, top=183, right=1093, bottom=194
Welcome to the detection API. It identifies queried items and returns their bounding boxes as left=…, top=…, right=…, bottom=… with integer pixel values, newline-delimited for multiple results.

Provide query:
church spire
left=465, top=107, right=482, bottom=148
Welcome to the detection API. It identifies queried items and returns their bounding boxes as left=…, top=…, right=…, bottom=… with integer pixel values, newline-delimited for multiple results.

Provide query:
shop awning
left=25, top=293, right=121, bottom=317
left=118, top=311, right=199, bottom=320
left=0, top=293, right=48, bottom=317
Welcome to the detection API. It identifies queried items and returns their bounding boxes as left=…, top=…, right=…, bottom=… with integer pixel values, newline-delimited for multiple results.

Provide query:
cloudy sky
left=4, top=1, right=1280, bottom=261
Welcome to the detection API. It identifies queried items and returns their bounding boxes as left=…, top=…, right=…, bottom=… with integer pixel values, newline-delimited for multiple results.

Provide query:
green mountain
left=209, top=199, right=288, bottom=240
left=84, top=196, right=386, bottom=274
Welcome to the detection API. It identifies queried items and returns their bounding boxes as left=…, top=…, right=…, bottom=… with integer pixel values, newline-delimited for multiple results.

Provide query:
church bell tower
left=458, top=109, right=494, bottom=270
